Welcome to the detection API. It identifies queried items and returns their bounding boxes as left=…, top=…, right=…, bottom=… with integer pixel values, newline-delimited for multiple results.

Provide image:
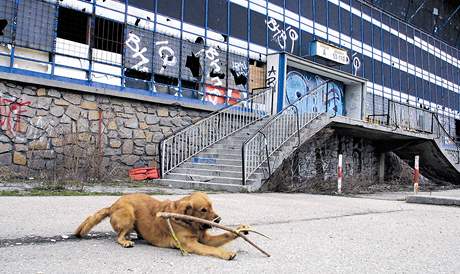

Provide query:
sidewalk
left=353, top=188, right=460, bottom=206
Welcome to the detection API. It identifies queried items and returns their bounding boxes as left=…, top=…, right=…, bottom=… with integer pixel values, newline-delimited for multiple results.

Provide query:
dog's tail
left=74, top=207, right=110, bottom=238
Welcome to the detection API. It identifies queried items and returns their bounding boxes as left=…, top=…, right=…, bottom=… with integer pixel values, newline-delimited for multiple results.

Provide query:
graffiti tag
left=266, top=17, right=298, bottom=53
left=0, top=95, right=31, bottom=136
left=125, top=32, right=150, bottom=72
left=266, top=66, right=277, bottom=87
left=196, top=47, right=225, bottom=87
left=156, top=40, right=177, bottom=73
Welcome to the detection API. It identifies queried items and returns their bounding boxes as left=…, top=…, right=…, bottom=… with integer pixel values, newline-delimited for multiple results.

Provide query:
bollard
left=337, top=154, right=343, bottom=194
left=414, top=155, right=420, bottom=194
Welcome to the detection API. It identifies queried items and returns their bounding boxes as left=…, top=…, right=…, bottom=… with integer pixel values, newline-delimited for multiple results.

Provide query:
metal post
left=414, top=155, right=420, bottom=194
left=337, top=154, right=343, bottom=194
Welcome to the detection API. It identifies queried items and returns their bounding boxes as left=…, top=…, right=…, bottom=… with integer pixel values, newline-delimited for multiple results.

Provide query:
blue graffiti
left=285, top=69, right=344, bottom=116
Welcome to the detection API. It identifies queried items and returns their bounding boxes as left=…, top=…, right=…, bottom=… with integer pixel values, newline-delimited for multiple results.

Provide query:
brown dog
left=75, top=192, right=248, bottom=260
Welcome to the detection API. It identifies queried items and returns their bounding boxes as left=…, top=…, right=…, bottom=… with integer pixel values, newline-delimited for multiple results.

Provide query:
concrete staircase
left=155, top=119, right=270, bottom=192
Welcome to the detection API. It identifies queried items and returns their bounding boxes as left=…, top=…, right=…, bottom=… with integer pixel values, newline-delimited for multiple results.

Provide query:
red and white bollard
left=337, top=154, right=343, bottom=194
left=414, top=155, right=420, bottom=194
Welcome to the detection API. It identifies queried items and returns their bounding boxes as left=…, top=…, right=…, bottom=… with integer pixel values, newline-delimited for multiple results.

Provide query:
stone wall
left=0, top=80, right=208, bottom=181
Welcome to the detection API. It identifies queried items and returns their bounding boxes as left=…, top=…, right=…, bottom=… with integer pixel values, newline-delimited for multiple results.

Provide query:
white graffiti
left=352, top=53, right=361, bottom=76
left=125, top=32, right=149, bottom=72
left=232, top=61, right=248, bottom=76
left=196, top=47, right=224, bottom=87
left=156, top=40, right=177, bottom=73
left=266, top=17, right=298, bottom=53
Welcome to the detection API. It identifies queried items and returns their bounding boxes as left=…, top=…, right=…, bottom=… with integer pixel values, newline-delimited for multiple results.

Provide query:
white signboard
left=311, top=40, right=349, bottom=65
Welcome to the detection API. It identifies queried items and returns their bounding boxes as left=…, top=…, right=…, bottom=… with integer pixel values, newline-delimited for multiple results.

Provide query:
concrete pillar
left=379, top=153, right=385, bottom=183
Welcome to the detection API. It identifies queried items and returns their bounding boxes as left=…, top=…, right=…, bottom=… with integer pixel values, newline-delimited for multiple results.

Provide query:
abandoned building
left=0, top=0, right=459, bottom=192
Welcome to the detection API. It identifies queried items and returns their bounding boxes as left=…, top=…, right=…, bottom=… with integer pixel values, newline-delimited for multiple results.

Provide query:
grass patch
left=0, top=189, right=123, bottom=196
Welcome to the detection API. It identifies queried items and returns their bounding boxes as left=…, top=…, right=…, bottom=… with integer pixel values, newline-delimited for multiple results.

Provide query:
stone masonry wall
left=0, top=80, right=208, bottom=181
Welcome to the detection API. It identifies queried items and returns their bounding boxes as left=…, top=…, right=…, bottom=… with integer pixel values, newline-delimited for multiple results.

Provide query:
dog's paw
left=121, top=241, right=135, bottom=248
left=224, top=252, right=237, bottom=260
left=235, top=224, right=251, bottom=235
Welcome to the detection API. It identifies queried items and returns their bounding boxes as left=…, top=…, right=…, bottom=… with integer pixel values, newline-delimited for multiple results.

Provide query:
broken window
left=57, top=7, right=90, bottom=44
left=0, top=0, right=15, bottom=44
left=228, top=53, right=248, bottom=91
left=93, top=17, right=124, bottom=54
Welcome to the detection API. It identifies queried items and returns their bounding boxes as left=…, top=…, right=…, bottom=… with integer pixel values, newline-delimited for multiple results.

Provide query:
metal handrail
left=432, top=114, right=460, bottom=164
left=241, top=81, right=330, bottom=184
left=387, top=100, right=434, bottom=133
left=159, top=87, right=274, bottom=177
left=374, top=100, right=459, bottom=164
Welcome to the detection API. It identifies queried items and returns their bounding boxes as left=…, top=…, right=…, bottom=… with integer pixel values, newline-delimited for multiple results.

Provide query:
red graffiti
left=0, top=97, right=31, bottom=135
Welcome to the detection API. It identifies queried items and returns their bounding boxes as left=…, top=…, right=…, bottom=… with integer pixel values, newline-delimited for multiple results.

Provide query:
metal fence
left=160, top=87, right=274, bottom=177
left=241, top=81, right=329, bottom=184
left=367, top=99, right=460, bottom=164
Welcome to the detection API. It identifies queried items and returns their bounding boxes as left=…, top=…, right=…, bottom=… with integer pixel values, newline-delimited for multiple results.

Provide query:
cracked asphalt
left=1, top=193, right=459, bottom=273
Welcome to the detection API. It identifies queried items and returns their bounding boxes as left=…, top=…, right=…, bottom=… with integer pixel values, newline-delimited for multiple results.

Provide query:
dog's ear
left=179, top=201, right=193, bottom=215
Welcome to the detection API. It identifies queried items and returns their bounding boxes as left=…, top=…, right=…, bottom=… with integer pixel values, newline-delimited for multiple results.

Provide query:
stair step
left=180, top=162, right=242, bottom=172
left=197, top=152, right=240, bottom=159
left=153, top=179, right=248, bottom=193
left=165, top=173, right=254, bottom=185
left=190, top=157, right=242, bottom=165
left=172, top=167, right=244, bottom=178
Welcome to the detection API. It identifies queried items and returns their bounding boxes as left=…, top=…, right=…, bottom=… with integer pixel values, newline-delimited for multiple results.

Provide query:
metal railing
left=369, top=99, right=460, bottom=164
left=241, top=82, right=330, bottom=184
left=160, top=87, right=274, bottom=177
left=388, top=100, right=433, bottom=133
left=432, top=114, right=460, bottom=164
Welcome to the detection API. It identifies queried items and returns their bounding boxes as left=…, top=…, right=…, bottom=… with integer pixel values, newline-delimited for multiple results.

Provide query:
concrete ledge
left=153, top=179, right=249, bottom=193
left=406, top=195, right=460, bottom=206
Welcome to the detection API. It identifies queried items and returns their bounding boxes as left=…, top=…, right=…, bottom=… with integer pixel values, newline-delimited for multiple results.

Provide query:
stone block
left=145, top=114, right=159, bottom=125
left=36, top=88, right=47, bottom=96
left=110, top=139, right=122, bottom=148
left=122, top=140, right=134, bottom=154
left=125, top=118, right=139, bottom=129
left=157, top=108, right=169, bottom=117
left=0, top=143, right=13, bottom=153
left=0, top=152, right=12, bottom=165
left=54, top=99, right=70, bottom=106
left=63, top=93, right=82, bottom=105
left=121, top=155, right=140, bottom=166
left=133, top=130, right=145, bottom=139
left=50, top=106, right=65, bottom=117
left=48, top=89, right=61, bottom=98
left=88, top=111, right=100, bottom=121
left=107, top=120, right=118, bottom=130
left=65, top=105, right=81, bottom=120
left=145, top=144, right=157, bottom=156
left=81, top=101, right=98, bottom=110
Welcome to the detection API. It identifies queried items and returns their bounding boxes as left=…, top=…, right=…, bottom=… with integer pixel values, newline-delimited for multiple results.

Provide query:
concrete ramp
left=330, top=116, right=460, bottom=184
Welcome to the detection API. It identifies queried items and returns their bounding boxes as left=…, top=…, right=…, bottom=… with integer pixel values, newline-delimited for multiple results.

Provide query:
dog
left=75, top=192, right=249, bottom=260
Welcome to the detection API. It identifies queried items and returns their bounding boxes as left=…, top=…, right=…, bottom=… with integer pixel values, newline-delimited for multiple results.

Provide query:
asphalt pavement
left=1, top=193, right=460, bottom=273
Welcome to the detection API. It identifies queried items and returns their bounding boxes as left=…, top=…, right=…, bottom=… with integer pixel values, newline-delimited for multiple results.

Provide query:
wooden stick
left=156, top=212, right=271, bottom=257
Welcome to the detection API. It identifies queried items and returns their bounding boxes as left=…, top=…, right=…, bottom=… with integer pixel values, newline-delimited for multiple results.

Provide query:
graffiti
left=204, top=85, right=226, bottom=105
left=156, top=40, right=177, bottom=73
left=266, top=17, right=298, bottom=53
left=352, top=53, right=361, bottom=76
left=230, top=62, right=248, bottom=87
left=285, top=69, right=344, bottom=115
left=266, top=66, right=277, bottom=87
left=0, top=94, right=31, bottom=136
left=196, top=47, right=225, bottom=87
left=125, top=32, right=150, bottom=72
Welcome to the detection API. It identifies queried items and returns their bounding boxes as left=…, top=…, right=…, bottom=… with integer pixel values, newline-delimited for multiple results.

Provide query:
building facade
left=0, top=0, right=459, bottom=138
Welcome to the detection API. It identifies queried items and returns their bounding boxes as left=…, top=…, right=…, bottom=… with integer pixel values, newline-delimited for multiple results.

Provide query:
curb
left=406, top=195, right=460, bottom=207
